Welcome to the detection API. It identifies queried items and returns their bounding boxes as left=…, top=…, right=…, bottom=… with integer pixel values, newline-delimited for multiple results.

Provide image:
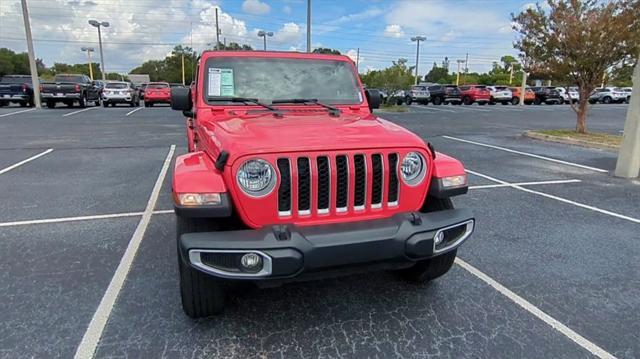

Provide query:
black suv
left=530, top=86, right=562, bottom=105
left=427, top=84, right=462, bottom=105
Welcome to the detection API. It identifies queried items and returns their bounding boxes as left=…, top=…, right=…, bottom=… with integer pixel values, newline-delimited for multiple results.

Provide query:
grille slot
left=277, top=158, right=291, bottom=215
left=353, top=154, right=366, bottom=209
left=317, top=156, right=330, bottom=213
left=297, top=157, right=311, bottom=214
left=388, top=153, right=399, bottom=204
left=336, top=155, right=349, bottom=211
left=371, top=154, right=383, bottom=207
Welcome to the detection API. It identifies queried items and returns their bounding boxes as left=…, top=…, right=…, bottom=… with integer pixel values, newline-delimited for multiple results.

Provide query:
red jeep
left=143, top=82, right=171, bottom=107
left=170, top=51, right=474, bottom=318
left=459, top=85, right=491, bottom=105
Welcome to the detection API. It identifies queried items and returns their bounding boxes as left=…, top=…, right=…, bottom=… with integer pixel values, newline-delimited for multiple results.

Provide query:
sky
left=0, top=0, right=539, bottom=75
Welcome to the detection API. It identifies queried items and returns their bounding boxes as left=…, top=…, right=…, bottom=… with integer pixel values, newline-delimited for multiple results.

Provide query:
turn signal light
left=176, top=193, right=222, bottom=206
left=441, top=175, right=467, bottom=188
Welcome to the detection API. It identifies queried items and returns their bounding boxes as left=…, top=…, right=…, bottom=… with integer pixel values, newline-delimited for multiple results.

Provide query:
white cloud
left=283, top=5, right=292, bottom=14
left=272, top=22, right=302, bottom=44
left=242, top=0, right=270, bottom=15
left=383, top=24, right=405, bottom=38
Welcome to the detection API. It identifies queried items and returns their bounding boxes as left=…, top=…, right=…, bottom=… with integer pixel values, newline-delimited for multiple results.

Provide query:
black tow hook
left=274, top=224, right=291, bottom=241
left=409, top=213, right=422, bottom=226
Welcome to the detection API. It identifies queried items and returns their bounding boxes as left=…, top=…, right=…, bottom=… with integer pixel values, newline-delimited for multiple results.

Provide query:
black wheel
left=602, top=96, right=612, bottom=104
left=46, top=101, right=55, bottom=109
left=534, top=97, right=542, bottom=105
left=463, top=96, right=472, bottom=105
left=177, top=216, right=226, bottom=318
left=405, top=97, right=412, bottom=105
left=395, top=197, right=457, bottom=283
left=78, top=95, right=87, bottom=108
left=511, top=97, right=519, bottom=105
left=433, top=96, right=442, bottom=105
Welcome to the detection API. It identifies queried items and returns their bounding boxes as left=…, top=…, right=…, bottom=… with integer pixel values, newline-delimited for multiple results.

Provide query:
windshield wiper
left=208, top=96, right=282, bottom=117
left=271, top=98, right=341, bottom=117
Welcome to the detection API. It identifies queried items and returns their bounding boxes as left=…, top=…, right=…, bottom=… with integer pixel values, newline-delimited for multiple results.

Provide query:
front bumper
left=179, top=209, right=474, bottom=282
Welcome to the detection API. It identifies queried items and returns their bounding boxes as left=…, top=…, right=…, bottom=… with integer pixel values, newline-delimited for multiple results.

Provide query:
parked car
left=487, top=86, right=513, bottom=105
left=40, top=74, right=101, bottom=108
left=619, top=87, right=632, bottom=103
left=588, top=87, right=628, bottom=104
left=426, top=84, right=462, bottom=105
left=101, top=81, right=140, bottom=107
left=407, top=85, right=430, bottom=105
left=555, top=87, right=579, bottom=104
left=508, top=86, right=535, bottom=105
left=459, top=85, right=490, bottom=105
left=169, top=50, right=474, bottom=318
left=143, top=82, right=171, bottom=107
left=530, top=86, right=562, bottom=105
left=388, top=89, right=409, bottom=105
left=0, top=75, right=38, bottom=107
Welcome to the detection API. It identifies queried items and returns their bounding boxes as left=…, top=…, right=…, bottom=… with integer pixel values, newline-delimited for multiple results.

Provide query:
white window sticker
left=208, top=68, right=234, bottom=97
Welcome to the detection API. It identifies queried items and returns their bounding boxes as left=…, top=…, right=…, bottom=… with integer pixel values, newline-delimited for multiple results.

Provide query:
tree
left=424, top=62, right=450, bottom=83
left=130, top=45, right=197, bottom=83
left=214, top=42, right=253, bottom=51
left=312, top=48, right=341, bottom=55
left=512, top=0, right=640, bottom=133
left=360, top=58, right=415, bottom=94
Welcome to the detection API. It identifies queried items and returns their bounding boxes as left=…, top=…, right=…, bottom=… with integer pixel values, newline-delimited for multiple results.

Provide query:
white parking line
left=453, top=106, right=492, bottom=112
left=0, top=149, right=54, bottom=175
left=0, top=108, right=37, bottom=117
left=0, top=209, right=173, bottom=228
left=125, top=107, right=144, bottom=116
left=74, top=145, right=175, bottom=359
left=442, top=135, right=609, bottom=173
left=467, top=169, right=640, bottom=224
left=410, top=105, right=456, bottom=113
left=62, top=107, right=99, bottom=117
left=469, top=179, right=581, bottom=189
left=455, top=258, right=616, bottom=359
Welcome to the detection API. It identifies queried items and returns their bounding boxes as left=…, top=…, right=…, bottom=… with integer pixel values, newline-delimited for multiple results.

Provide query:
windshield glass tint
left=106, top=83, right=128, bottom=89
left=1, top=77, right=32, bottom=84
left=55, top=76, right=84, bottom=83
left=204, top=57, right=362, bottom=104
left=148, top=83, right=168, bottom=89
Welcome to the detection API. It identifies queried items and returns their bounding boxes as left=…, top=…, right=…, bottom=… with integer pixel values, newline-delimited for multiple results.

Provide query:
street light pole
left=257, top=31, right=273, bottom=51
left=456, top=59, right=465, bottom=86
left=20, top=0, right=41, bottom=108
left=89, top=20, right=109, bottom=81
left=81, top=47, right=95, bottom=80
left=411, top=36, right=426, bottom=85
left=306, top=0, right=311, bottom=52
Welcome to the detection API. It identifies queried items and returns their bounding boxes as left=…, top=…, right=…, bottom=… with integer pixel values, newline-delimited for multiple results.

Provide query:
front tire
left=396, top=197, right=457, bottom=283
left=78, top=95, right=87, bottom=108
left=433, top=96, right=442, bottom=105
left=405, top=97, right=412, bottom=105
left=602, top=96, right=612, bottom=104
left=511, top=97, right=520, bottom=105
left=534, top=97, right=542, bottom=105
left=177, top=216, right=226, bottom=318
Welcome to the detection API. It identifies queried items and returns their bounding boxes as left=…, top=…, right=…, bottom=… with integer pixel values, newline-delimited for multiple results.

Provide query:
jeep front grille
left=277, top=152, right=399, bottom=217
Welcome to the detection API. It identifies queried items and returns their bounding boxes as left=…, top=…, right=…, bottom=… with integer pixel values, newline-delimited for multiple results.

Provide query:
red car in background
left=144, top=82, right=171, bottom=107
left=458, top=85, right=491, bottom=105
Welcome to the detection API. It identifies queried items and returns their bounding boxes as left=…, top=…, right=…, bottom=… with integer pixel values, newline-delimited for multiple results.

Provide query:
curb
left=523, top=131, right=620, bottom=152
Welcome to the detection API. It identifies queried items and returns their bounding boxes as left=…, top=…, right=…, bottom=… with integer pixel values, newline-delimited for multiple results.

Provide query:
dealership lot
left=0, top=103, right=637, bottom=358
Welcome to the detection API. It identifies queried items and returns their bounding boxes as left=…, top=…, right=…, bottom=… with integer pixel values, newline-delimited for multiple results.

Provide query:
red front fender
left=173, top=151, right=227, bottom=195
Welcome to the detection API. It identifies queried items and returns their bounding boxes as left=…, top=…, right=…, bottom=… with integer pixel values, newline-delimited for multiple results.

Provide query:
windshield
left=55, top=75, right=84, bottom=83
left=105, top=83, right=128, bottom=89
left=204, top=57, right=362, bottom=105
left=1, top=76, right=33, bottom=84
left=147, top=83, right=169, bottom=89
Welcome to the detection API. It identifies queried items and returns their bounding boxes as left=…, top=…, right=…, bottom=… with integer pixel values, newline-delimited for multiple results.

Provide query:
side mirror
left=365, top=89, right=381, bottom=110
left=171, top=87, right=192, bottom=112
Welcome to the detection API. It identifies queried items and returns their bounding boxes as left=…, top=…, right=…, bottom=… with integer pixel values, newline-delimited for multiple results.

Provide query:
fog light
left=434, top=231, right=445, bottom=245
left=240, top=253, right=262, bottom=271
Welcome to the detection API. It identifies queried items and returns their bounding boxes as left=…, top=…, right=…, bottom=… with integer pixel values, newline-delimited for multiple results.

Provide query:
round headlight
left=237, top=159, right=276, bottom=196
left=401, top=152, right=426, bottom=185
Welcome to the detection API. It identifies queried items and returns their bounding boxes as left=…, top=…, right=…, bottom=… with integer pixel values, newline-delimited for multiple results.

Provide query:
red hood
left=197, top=110, right=427, bottom=164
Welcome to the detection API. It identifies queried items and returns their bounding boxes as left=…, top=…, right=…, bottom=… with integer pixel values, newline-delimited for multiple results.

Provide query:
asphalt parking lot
left=0, top=102, right=638, bottom=358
